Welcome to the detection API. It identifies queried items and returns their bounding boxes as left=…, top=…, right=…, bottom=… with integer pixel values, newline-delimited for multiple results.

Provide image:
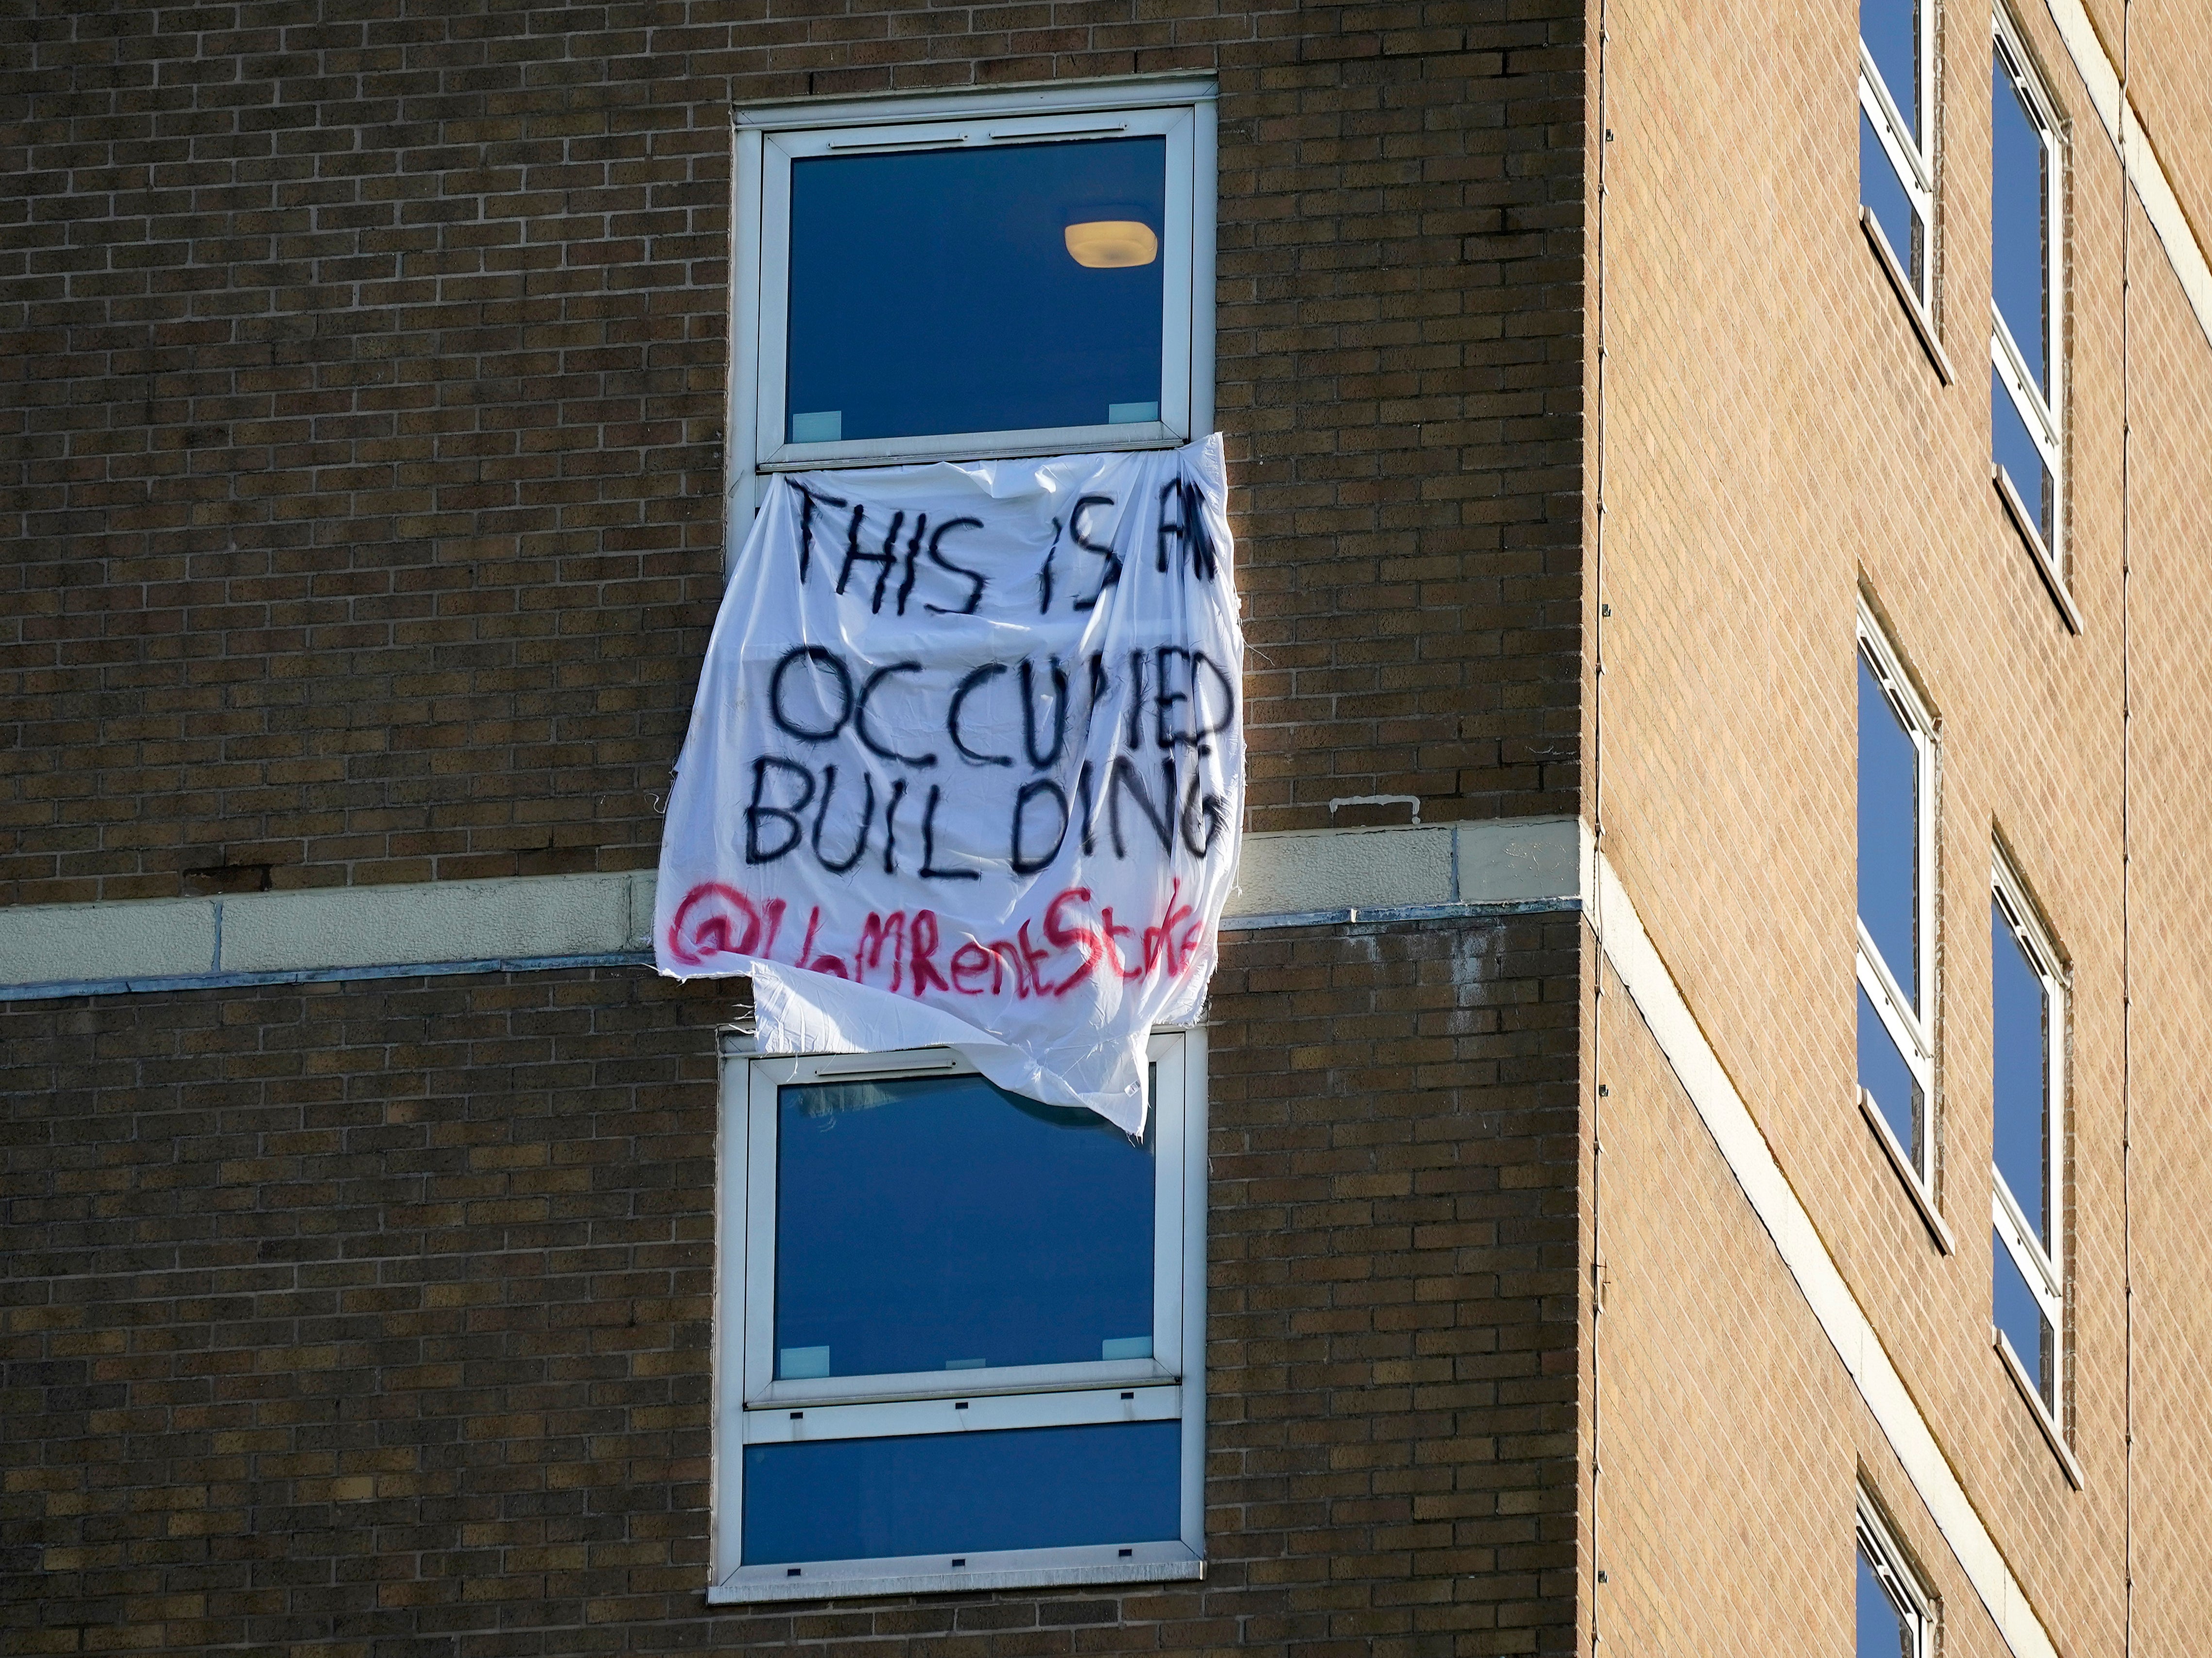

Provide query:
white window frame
left=1990, top=855, right=2065, bottom=1431
left=727, top=79, right=1217, bottom=540
left=1857, top=603, right=1939, bottom=1192
left=1856, top=1489, right=1934, bottom=1658
left=708, top=1029, right=1208, bottom=1603
left=1860, top=0, right=1936, bottom=309
left=1989, top=9, right=2066, bottom=590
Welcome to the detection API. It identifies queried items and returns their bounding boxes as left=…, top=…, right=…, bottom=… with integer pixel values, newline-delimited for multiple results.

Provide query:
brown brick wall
left=0, top=915, right=1582, bottom=1655
left=0, top=0, right=1585, bottom=905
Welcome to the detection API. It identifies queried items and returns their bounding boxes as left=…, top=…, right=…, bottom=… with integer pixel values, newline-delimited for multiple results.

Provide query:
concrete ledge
left=1225, top=817, right=1580, bottom=915
left=0, top=898, right=218, bottom=984
left=0, top=825, right=1583, bottom=998
left=218, top=871, right=649, bottom=973
left=0, top=871, right=654, bottom=997
left=2046, top=0, right=2212, bottom=351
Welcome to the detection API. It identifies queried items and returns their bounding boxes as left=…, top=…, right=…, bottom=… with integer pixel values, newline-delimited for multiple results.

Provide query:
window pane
left=1991, top=902, right=2050, bottom=1249
left=1856, top=1540, right=1912, bottom=1658
left=742, top=1419, right=1181, bottom=1565
left=1858, top=655, right=1919, bottom=1004
left=1994, top=1230, right=2056, bottom=1411
left=775, top=1073, right=1154, bottom=1379
left=1860, top=113, right=1923, bottom=292
left=1861, top=0, right=1920, bottom=143
left=1859, top=987, right=1923, bottom=1170
left=1991, top=53, right=2049, bottom=395
left=1992, top=368, right=2055, bottom=547
left=787, top=137, right=1167, bottom=443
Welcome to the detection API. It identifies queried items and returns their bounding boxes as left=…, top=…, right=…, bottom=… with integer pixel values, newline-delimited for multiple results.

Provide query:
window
left=1856, top=1492, right=1934, bottom=1658
left=730, top=80, right=1216, bottom=489
left=1990, top=857, right=2064, bottom=1426
left=709, top=1032, right=1206, bottom=1601
left=1989, top=11, right=2065, bottom=581
left=1861, top=0, right=1935, bottom=307
left=1856, top=608, right=1938, bottom=1193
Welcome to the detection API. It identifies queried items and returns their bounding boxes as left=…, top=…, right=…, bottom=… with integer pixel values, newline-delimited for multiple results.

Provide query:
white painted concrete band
left=0, top=819, right=1581, bottom=993
left=0, top=870, right=661, bottom=987
left=2045, top=0, right=2212, bottom=349
left=1590, top=848, right=2059, bottom=1658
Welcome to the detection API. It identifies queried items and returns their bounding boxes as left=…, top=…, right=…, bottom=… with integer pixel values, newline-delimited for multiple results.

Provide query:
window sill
left=1858, top=1086, right=1955, bottom=1254
left=758, top=422, right=1187, bottom=473
left=1992, top=464, right=2083, bottom=634
left=1992, top=1327, right=2084, bottom=1489
left=709, top=1547, right=1204, bottom=1605
left=1860, top=207, right=1955, bottom=385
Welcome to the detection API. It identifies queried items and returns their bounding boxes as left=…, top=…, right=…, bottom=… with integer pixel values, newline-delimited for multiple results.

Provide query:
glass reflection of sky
left=743, top=1420, right=1180, bottom=1564
left=1992, top=903, right=2049, bottom=1248
left=1992, top=55, right=2048, bottom=393
left=1858, top=656, right=1919, bottom=1004
left=787, top=137, right=1166, bottom=442
left=1861, top=0, right=1918, bottom=141
left=774, top=1072, right=1154, bottom=1379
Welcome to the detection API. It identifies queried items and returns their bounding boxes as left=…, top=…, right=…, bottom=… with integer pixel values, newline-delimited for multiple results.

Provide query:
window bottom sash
left=709, top=1539, right=1203, bottom=1604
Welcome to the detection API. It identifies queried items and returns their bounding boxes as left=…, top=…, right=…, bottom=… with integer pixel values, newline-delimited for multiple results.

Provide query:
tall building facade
left=1, top=0, right=2205, bottom=1654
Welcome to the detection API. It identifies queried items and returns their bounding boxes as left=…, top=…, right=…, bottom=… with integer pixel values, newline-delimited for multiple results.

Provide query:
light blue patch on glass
left=789, top=410, right=842, bottom=443
left=1860, top=112, right=1920, bottom=293
left=944, top=1357, right=987, bottom=1370
left=1858, top=656, right=1919, bottom=1004
left=1857, top=986, right=1921, bottom=1168
left=1991, top=903, right=2050, bottom=1248
left=780, top=1346, right=831, bottom=1379
left=1856, top=1542, right=1910, bottom=1658
left=1860, top=0, right=1918, bottom=144
left=1992, top=1231, right=2054, bottom=1410
left=1101, top=1336, right=1153, bottom=1360
left=1108, top=401, right=1161, bottom=423
left=1991, top=369, right=2052, bottom=546
left=1992, top=53, right=2048, bottom=394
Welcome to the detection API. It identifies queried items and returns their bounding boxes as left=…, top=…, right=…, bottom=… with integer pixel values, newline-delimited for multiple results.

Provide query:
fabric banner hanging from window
left=655, top=437, right=1242, bottom=1133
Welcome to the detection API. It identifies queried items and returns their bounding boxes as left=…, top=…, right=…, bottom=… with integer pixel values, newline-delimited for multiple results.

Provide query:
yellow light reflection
left=1063, top=220, right=1159, bottom=269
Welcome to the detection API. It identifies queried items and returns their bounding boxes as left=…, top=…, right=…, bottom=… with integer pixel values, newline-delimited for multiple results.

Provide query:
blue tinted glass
left=775, top=1073, right=1153, bottom=1379
left=1858, top=987, right=1922, bottom=1167
left=1992, top=55, right=2049, bottom=393
left=1861, top=113, right=1921, bottom=290
left=787, top=138, right=1166, bottom=443
left=1858, top=655, right=1919, bottom=1003
left=1993, top=1231, right=2055, bottom=1409
left=1857, top=1543, right=1909, bottom=1658
left=1862, top=0, right=1919, bottom=142
left=1992, top=368, right=2054, bottom=546
left=743, top=1419, right=1181, bottom=1565
left=1991, top=903, right=2050, bottom=1248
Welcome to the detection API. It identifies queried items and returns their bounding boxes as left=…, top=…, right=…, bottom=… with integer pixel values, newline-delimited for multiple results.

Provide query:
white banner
left=655, top=438, right=1242, bottom=1133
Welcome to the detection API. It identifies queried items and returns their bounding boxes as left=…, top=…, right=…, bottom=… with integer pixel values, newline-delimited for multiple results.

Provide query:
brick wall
left=0, top=0, right=1585, bottom=906
left=1580, top=0, right=2211, bottom=1644
left=2102, top=187, right=2212, bottom=1658
left=1583, top=954, right=2018, bottom=1658
left=0, top=916, right=1582, bottom=1654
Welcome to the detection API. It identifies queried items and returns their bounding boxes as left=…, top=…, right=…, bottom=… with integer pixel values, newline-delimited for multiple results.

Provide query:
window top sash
left=736, top=76, right=1218, bottom=134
